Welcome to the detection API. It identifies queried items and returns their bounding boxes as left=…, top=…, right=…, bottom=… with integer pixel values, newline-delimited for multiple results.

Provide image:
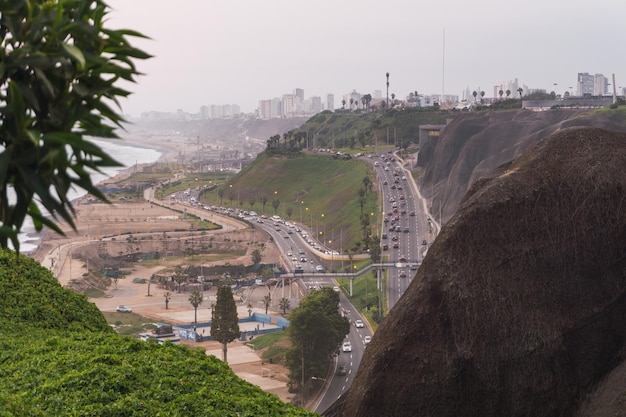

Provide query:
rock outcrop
left=334, top=127, right=626, bottom=417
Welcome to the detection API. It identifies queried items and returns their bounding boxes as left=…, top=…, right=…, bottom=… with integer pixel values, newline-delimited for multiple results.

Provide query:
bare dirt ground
left=33, top=198, right=295, bottom=404
left=91, top=267, right=295, bottom=404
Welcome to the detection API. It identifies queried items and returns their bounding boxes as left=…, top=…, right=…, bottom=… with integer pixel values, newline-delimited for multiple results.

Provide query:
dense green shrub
left=0, top=249, right=316, bottom=416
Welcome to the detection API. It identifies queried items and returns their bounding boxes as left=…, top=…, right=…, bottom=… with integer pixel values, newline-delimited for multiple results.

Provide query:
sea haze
left=16, top=138, right=162, bottom=254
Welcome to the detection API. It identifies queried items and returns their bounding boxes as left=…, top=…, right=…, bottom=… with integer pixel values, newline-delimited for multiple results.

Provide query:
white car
left=342, top=341, right=352, bottom=352
left=354, top=319, right=364, bottom=328
left=315, top=265, right=324, bottom=272
left=116, top=305, right=132, bottom=313
left=364, top=336, right=372, bottom=345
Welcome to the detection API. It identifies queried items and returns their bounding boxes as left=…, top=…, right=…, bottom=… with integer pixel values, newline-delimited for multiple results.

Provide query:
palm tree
left=472, top=91, right=477, bottom=103
left=174, top=264, right=184, bottom=292
left=498, top=90, right=504, bottom=100
left=480, top=91, right=485, bottom=103
left=349, top=98, right=354, bottom=110
left=391, top=93, right=396, bottom=106
left=341, top=99, right=346, bottom=109
left=278, top=297, right=290, bottom=315
left=164, top=291, right=171, bottom=309
left=517, top=87, right=523, bottom=98
left=506, top=89, right=511, bottom=99
left=263, top=294, right=271, bottom=314
left=386, top=72, right=390, bottom=110
left=189, top=290, right=203, bottom=323
left=251, top=249, right=262, bottom=265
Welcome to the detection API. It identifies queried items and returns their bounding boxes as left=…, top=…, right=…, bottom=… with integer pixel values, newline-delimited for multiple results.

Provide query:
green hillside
left=0, top=250, right=316, bottom=416
left=291, top=108, right=454, bottom=150
left=204, top=152, right=380, bottom=255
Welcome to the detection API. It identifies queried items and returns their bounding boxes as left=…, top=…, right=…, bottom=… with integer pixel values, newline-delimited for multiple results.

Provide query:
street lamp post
left=329, top=240, right=333, bottom=272
left=305, top=207, right=310, bottom=229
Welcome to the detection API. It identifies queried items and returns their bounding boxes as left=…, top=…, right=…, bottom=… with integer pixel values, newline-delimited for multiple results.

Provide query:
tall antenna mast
left=442, top=29, right=445, bottom=104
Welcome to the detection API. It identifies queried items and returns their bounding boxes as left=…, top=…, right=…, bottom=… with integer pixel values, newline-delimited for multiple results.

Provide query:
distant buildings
left=138, top=72, right=621, bottom=121
left=257, top=88, right=336, bottom=119
left=577, top=73, right=608, bottom=96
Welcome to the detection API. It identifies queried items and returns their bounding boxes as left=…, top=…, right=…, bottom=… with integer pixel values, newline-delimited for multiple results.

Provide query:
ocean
left=17, top=137, right=162, bottom=254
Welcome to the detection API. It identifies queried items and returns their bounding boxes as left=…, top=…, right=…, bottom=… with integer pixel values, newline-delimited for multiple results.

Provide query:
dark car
left=337, top=365, right=347, bottom=376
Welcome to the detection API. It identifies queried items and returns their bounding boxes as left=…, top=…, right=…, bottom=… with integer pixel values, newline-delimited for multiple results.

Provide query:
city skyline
left=106, top=0, right=625, bottom=117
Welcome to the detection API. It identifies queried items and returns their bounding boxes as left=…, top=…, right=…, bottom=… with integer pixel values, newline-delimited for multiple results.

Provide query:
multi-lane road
left=170, top=151, right=432, bottom=414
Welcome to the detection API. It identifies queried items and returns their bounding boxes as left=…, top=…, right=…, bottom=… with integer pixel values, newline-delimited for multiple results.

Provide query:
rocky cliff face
left=334, top=127, right=626, bottom=417
left=420, top=109, right=626, bottom=224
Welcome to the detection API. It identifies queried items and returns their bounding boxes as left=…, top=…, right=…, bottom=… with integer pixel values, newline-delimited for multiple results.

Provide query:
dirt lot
left=89, top=255, right=296, bottom=404
left=33, top=198, right=296, bottom=404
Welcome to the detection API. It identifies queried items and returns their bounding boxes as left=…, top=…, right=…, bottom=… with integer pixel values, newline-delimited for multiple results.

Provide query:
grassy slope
left=204, top=152, right=379, bottom=252
left=0, top=250, right=316, bottom=416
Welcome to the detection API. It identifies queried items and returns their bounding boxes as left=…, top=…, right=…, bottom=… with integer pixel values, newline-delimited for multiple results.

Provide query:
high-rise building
left=593, top=73, right=608, bottom=96
left=326, top=94, right=334, bottom=111
left=577, top=73, right=595, bottom=96
left=282, top=94, right=296, bottom=117
left=294, top=88, right=304, bottom=101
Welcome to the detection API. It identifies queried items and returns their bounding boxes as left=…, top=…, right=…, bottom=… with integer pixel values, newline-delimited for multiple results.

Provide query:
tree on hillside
left=286, top=206, right=293, bottom=219
left=211, top=286, right=240, bottom=362
left=369, top=236, right=381, bottom=263
left=272, top=199, right=280, bottom=214
left=286, top=287, right=350, bottom=389
left=358, top=188, right=366, bottom=212
left=189, top=290, right=203, bottom=323
left=261, top=196, right=268, bottom=213
left=248, top=198, right=256, bottom=210
left=251, top=249, right=263, bottom=265
left=0, top=1, right=150, bottom=252
left=362, top=176, right=372, bottom=193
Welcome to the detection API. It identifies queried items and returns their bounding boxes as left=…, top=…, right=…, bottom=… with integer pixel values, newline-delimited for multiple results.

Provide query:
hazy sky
left=106, top=0, right=625, bottom=117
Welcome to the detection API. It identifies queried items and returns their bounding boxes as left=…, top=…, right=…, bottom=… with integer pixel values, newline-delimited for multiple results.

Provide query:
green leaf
left=61, top=43, right=86, bottom=69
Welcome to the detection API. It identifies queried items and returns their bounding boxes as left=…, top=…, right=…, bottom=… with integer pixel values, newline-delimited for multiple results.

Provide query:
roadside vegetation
left=337, top=271, right=386, bottom=328
left=201, top=152, right=380, bottom=254
left=285, top=287, right=350, bottom=397
left=0, top=249, right=316, bottom=416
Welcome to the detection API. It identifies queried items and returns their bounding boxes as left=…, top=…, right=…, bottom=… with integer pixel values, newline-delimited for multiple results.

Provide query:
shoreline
left=24, top=132, right=175, bottom=256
